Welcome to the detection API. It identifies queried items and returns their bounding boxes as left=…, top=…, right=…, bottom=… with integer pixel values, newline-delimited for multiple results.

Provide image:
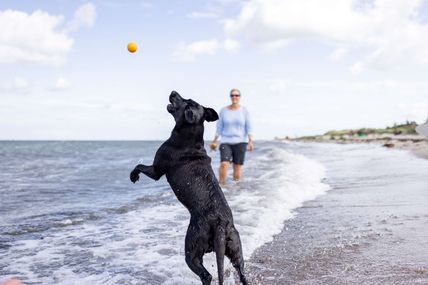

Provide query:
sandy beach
left=246, top=141, right=428, bottom=285
left=289, top=134, right=428, bottom=160
left=394, top=138, right=428, bottom=160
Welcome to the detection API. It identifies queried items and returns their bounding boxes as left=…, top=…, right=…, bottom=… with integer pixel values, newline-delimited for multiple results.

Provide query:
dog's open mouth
left=167, top=94, right=179, bottom=113
left=167, top=103, right=175, bottom=113
left=167, top=96, right=175, bottom=113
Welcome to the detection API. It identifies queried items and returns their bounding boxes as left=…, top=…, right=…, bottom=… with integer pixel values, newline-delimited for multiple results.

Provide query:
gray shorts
left=219, top=143, right=248, bottom=165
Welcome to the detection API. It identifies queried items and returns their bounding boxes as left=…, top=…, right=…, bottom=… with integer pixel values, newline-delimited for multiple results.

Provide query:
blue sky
left=1, top=0, right=428, bottom=140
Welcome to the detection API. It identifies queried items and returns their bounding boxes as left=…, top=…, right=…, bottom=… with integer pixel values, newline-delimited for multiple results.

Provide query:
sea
left=1, top=140, right=426, bottom=284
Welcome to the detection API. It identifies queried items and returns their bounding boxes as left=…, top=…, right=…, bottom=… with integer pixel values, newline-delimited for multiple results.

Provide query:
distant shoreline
left=277, top=134, right=428, bottom=160
left=275, top=121, right=428, bottom=160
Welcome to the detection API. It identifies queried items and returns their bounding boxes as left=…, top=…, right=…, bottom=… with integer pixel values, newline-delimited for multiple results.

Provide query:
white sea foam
left=230, top=146, right=330, bottom=257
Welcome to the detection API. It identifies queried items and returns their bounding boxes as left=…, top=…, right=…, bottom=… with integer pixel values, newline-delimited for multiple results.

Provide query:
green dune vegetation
left=277, top=120, right=428, bottom=160
left=292, top=121, right=420, bottom=141
left=324, top=121, right=418, bottom=139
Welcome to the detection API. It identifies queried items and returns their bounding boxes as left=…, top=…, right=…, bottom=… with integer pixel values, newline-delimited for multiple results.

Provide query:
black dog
left=130, top=91, right=248, bottom=285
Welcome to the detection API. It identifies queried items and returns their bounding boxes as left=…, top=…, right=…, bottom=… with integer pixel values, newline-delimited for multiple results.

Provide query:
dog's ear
left=204, top=107, right=219, bottom=122
left=184, top=108, right=196, bottom=124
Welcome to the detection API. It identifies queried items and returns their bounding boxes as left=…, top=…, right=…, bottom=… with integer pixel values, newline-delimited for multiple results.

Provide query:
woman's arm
left=245, top=108, right=254, bottom=151
left=213, top=109, right=223, bottom=143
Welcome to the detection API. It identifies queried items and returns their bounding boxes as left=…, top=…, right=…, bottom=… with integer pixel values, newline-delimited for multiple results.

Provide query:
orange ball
left=127, top=42, right=137, bottom=53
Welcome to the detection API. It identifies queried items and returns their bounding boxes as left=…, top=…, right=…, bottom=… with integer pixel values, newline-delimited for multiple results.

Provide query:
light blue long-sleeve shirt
left=216, top=106, right=252, bottom=144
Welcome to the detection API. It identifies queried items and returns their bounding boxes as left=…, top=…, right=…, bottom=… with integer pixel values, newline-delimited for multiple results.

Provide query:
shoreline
left=282, top=134, right=428, bottom=160
left=246, top=141, right=428, bottom=284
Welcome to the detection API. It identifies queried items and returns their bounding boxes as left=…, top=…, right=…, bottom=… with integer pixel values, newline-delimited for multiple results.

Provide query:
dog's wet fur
left=130, top=91, right=248, bottom=285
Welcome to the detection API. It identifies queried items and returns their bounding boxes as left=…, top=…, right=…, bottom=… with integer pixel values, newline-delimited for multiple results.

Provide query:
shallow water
left=247, top=142, right=428, bottom=285
left=0, top=141, right=329, bottom=284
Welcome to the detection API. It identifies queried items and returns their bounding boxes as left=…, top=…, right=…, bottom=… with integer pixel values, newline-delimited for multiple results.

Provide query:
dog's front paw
left=130, top=168, right=140, bottom=183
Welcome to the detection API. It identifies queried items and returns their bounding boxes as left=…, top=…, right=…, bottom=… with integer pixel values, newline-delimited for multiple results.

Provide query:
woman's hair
left=230, top=88, right=241, bottom=96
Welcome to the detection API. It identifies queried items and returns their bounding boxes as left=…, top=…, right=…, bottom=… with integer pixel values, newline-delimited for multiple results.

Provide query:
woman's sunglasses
left=230, top=94, right=241, bottom=97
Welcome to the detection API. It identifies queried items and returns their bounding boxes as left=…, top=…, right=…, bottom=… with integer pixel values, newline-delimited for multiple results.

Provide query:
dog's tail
left=214, top=223, right=226, bottom=285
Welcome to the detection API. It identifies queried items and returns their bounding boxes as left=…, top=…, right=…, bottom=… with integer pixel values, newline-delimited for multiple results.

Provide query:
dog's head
left=167, top=91, right=218, bottom=125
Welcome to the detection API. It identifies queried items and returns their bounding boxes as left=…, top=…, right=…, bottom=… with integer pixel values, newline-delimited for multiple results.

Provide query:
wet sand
left=395, top=140, right=428, bottom=160
left=246, top=145, right=428, bottom=284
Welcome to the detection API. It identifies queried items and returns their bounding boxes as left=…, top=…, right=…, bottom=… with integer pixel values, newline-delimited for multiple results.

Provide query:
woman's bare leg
left=233, top=164, right=242, bottom=181
left=219, top=161, right=230, bottom=184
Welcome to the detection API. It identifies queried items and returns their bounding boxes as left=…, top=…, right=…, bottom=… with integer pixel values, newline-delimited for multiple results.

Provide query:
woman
left=211, top=88, right=253, bottom=184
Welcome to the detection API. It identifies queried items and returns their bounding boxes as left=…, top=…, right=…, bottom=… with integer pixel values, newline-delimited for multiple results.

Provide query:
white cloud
left=52, top=77, right=71, bottom=91
left=224, top=0, right=428, bottom=71
left=269, top=79, right=288, bottom=95
left=0, top=77, right=31, bottom=93
left=172, top=38, right=240, bottom=62
left=260, top=39, right=290, bottom=52
left=140, top=1, right=153, bottom=9
left=187, top=11, right=219, bottom=19
left=12, top=77, right=29, bottom=89
left=0, top=3, right=96, bottom=66
left=173, top=39, right=219, bottom=62
left=350, top=61, right=364, bottom=74
left=66, top=3, right=96, bottom=32
left=329, top=47, right=348, bottom=61
left=223, top=38, right=240, bottom=52
left=0, top=10, right=72, bottom=65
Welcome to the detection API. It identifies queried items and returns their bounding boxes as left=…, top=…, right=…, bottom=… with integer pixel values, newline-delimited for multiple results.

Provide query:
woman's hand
left=247, top=140, right=254, bottom=151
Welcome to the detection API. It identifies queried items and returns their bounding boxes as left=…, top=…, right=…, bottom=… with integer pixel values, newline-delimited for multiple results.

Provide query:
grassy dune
left=294, top=121, right=419, bottom=141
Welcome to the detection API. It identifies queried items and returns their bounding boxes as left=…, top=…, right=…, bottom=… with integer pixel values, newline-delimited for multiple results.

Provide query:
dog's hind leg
left=225, top=227, right=248, bottom=285
left=214, top=225, right=226, bottom=285
left=185, top=222, right=212, bottom=285
left=185, top=253, right=212, bottom=285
